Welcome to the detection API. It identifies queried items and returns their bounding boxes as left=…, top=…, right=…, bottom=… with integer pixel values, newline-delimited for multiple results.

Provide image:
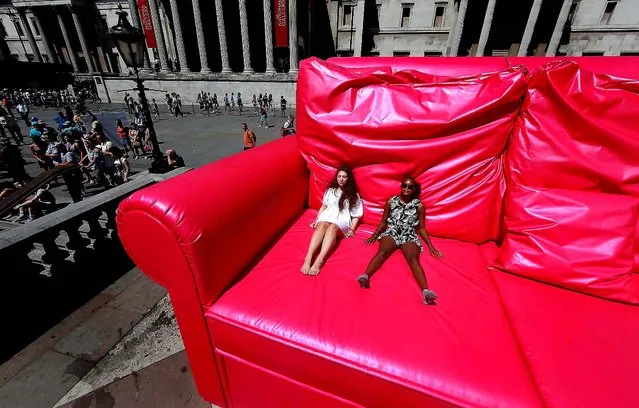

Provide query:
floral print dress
left=379, top=196, right=423, bottom=252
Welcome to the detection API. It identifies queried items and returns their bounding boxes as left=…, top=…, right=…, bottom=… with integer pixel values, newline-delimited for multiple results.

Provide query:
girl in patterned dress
left=359, top=177, right=442, bottom=305
left=301, top=166, right=363, bottom=276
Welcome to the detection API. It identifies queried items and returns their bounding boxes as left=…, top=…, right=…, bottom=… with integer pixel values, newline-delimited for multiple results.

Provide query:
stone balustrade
left=0, top=168, right=188, bottom=362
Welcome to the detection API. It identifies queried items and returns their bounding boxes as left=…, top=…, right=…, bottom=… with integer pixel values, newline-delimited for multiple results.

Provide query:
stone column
left=518, top=0, right=544, bottom=56
left=127, top=0, right=152, bottom=70
left=18, top=9, right=43, bottom=62
left=148, top=0, right=170, bottom=72
left=288, top=0, right=298, bottom=73
left=449, top=0, right=468, bottom=56
left=263, top=0, right=275, bottom=73
left=352, top=0, right=365, bottom=57
left=55, top=8, right=79, bottom=72
left=168, top=0, right=190, bottom=72
left=445, top=0, right=459, bottom=54
left=192, top=0, right=211, bottom=73
left=214, top=0, right=231, bottom=73
left=546, top=0, right=572, bottom=56
left=238, top=0, right=253, bottom=73
left=476, top=0, right=497, bottom=56
left=31, top=12, right=57, bottom=63
left=70, top=7, right=94, bottom=73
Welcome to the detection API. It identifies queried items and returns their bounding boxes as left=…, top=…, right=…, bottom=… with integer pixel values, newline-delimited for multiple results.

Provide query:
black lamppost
left=109, top=5, right=167, bottom=173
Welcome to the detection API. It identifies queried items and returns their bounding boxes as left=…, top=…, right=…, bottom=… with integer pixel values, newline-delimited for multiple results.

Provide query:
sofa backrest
left=297, top=57, right=528, bottom=244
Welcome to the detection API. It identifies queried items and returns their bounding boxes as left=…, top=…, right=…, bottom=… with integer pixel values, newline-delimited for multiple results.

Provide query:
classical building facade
left=0, top=0, right=637, bottom=102
left=333, top=0, right=639, bottom=57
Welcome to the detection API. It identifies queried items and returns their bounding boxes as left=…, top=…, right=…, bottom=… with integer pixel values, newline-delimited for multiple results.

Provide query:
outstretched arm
left=364, top=200, right=391, bottom=245
left=418, top=203, right=442, bottom=258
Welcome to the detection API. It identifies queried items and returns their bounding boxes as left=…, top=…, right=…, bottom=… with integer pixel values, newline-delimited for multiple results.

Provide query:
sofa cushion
left=504, top=60, right=639, bottom=270
left=207, top=210, right=541, bottom=408
left=491, top=270, right=639, bottom=408
left=297, top=57, right=529, bottom=244
left=493, top=185, right=639, bottom=304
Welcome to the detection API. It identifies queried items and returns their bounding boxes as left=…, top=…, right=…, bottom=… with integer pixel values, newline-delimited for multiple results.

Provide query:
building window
left=14, top=20, right=24, bottom=37
left=393, top=51, right=410, bottom=57
left=30, top=18, right=39, bottom=35
left=600, top=1, right=618, bottom=25
left=583, top=51, right=604, bottom=56
left=424, top=51, right=442, bottom=56
left=400, top=4, right=413, bottom=28
left=342, top=4, right=354, bottom=26
left=433, top=3, right=446, bottom=27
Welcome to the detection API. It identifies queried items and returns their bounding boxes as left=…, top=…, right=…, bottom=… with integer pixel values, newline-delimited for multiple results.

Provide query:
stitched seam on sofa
left=209, top=312, right=471, bottom=408
left=484, top=269, right=548, bottom=408
left=134, top=208, right=229, bottom=406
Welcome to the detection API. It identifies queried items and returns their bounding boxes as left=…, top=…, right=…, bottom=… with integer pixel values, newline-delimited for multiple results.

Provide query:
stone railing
left=0, top=168, right=188, bottom=362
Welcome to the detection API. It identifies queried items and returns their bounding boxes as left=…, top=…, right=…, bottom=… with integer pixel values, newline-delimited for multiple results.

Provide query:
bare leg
left=309, top=224, right=341, bottom=276
left=400, top=242, right=437, bottom=304
left=301, top=222, right=328, bottom=274
left=400, top=242, right=428, bottom=290
left=358, top=236, right=397, bottom=288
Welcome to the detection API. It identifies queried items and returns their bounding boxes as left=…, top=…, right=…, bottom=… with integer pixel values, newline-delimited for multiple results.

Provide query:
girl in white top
left=301, top=167, right=364, bottom=276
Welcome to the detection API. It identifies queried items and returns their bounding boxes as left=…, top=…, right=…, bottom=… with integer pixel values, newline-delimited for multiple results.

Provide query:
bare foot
left=300, top=258, right=312, bottom=275
left=308, top=259, right=324, bottom=276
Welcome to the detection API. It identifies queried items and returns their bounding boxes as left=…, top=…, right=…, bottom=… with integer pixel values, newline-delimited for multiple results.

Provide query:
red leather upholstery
left=117, top=57, right=639, bottom=408
left=208, top=210, right=540, bottom=408
left=491, top=270, right=639, bottom=408
left=298, top=57, right=528, bottom=243
left=495, top=60, right=639, bottom=303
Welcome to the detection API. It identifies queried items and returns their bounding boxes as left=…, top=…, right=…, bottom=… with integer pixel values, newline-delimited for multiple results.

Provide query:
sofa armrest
left=116, top=136, right=308, bottom=405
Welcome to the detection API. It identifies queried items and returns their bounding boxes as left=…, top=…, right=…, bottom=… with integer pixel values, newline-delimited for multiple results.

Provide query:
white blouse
left=316, top=188, right=364, bottom=234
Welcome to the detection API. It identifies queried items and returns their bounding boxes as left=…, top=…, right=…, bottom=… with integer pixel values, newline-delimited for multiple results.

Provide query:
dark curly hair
left=329, top=166, right=359, bottom=212
left=402, top=176, right=421, bottom=200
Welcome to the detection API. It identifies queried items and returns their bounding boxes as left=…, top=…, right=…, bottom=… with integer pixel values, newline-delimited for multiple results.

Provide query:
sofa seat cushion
left=207, top=210, right=541, bottom=408
left=491, top=270, right=639, bottom=408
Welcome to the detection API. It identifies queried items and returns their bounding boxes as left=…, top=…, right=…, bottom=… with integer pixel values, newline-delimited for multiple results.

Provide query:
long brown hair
left=330, top=166, right=359, bottom=212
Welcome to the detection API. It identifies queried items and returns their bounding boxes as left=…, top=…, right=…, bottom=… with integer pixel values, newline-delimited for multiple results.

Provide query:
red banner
left=137, top=0, right=157, bottom=48
left=274, top=0, right=288, bottom=47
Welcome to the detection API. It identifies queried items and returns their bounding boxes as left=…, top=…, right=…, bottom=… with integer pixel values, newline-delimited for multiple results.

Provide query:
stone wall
left=562, top=31, right=639, bottom=55
left=97, top=74, right=298, bottom=106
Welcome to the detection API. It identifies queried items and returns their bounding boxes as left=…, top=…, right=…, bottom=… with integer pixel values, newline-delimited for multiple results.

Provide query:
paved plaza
left=0, top=105, right=294, bottom=407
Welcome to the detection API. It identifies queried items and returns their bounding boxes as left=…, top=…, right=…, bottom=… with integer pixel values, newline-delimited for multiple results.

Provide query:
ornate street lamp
left=109, top=5, right=167, bottom=173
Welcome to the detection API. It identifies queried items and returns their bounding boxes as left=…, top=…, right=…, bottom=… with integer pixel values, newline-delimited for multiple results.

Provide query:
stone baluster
left=55, top=7, right=79, bottom=72
left=214, top=0, right=231, bottom=73
left=63, top=220, right=90, bottom=250
left=18, top=8, right=43, bottom=62
left=263, top=0, right=275, bottom=73
left=40, top=230, right=68, bottom=265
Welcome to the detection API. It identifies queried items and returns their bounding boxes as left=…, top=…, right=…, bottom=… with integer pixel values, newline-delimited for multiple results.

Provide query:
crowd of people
left=1, top=88, right=78, bottom=111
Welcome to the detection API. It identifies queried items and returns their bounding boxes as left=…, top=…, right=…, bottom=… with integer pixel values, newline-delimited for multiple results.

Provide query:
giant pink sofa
left=117, top=56, right=639, bottom=407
